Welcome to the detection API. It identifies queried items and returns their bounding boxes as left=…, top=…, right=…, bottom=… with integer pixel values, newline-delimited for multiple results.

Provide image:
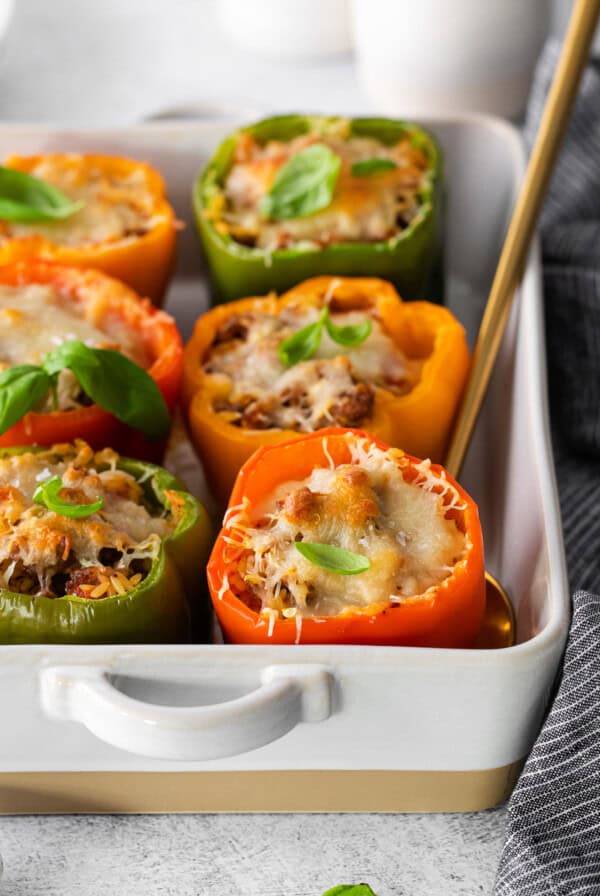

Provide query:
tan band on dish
left=0, top=763, right=523, bottom=814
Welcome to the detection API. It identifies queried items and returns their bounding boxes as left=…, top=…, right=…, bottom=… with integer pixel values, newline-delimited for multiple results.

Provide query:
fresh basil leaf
left=0, top=365, right=50, bottom=435
left=278, top=308, right=327, bottom=367
left=295, top=542, right=370, bottom=575
left=351, top=158, right=397, bottom=177
left=259, top=144, right=341, bottom=221
left=0, top=166, right=84, bottom=223
left=322, top=885, right=379, bottom=896
left=324, top=314, right=372, bottom=348
left=43, top=341, right=170, bottom=440
left=33, top=475, right=104, bottom=519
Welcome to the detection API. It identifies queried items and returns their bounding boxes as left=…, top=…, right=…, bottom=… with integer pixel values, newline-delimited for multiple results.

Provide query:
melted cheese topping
left=215, top=129, right=429, bottom=251
left=0, top=442, right=176, bottom=600
left=0, top=283, right=148, bottom=412
left=222, top=437, right=468, bottom=623
left=0, top=157, right=162, bottom=247
left=205, top=302, right=421, bottom=431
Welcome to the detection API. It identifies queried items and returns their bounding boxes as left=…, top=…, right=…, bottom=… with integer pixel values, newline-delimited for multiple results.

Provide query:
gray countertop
left=0, top=811, right=506, bottom=895
left=0, top=2, right=506, bottom=893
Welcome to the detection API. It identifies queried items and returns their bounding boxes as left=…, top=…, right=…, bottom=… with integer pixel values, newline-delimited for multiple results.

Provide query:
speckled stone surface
left=0, top=811, right=506, bottom=895
left=0, top=3, right=508, bottom=894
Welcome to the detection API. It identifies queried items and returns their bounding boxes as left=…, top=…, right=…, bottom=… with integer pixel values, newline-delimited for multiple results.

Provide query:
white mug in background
left=0, top=0, right=14, bottom=59
left=351, top=0, right=550, bottom=119
left=217, top=0, right=353, bottom=59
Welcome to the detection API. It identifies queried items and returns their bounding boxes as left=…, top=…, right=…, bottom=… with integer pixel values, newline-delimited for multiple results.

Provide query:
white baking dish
left=0, top=117, right=569, bottom=813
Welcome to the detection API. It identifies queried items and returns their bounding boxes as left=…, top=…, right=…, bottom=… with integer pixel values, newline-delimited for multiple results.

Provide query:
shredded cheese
left=205, top=302, right=421, bottom=431
left=0, top=282, right=149, bottom=412
left=222, top=436, right=469, bottom=625
left=0, top=441, right=177, bottom=599
left=0, top=157, right=164, bottom=248
left=220, top=130, right=429, bottom=250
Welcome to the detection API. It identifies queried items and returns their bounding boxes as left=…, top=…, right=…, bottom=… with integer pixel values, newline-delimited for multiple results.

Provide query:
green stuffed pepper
left=0, top=440, right=212, bottom=644
left=194, top=114, right=442, bottom=303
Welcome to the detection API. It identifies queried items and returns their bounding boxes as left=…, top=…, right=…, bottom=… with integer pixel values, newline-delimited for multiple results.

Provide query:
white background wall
left=0, top=0, right=365, bottom=125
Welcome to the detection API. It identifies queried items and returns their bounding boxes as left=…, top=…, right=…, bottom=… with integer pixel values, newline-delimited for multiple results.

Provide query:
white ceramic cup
left=217, top=0, right=353, bottom=59
left=0, top=0, right=14, bottom=55
left=351, top=0, right=550, bottom=119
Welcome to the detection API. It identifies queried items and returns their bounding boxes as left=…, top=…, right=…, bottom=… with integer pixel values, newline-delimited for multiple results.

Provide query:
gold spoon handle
left=445, top=0, right=600, bottom=479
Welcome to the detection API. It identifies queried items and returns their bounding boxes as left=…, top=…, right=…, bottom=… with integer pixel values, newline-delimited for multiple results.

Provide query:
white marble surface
left=0, top=2, right=507, bottom=894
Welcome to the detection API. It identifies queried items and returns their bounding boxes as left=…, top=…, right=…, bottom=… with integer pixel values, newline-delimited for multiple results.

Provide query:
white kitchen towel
left=495, top=40, right=600, bottom=895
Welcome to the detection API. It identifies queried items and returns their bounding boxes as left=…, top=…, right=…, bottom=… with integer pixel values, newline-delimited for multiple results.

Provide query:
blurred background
left=0, top=0, right=596, bottom=127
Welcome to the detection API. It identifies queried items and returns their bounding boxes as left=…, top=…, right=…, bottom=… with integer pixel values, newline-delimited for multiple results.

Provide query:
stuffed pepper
left=195, top=114, right=442, bottom=302
left=0, top=154, right=177, bottom=304
left=183, top=275, right=469, bottom=501
left=0, top=261, right=182, bottom=460
left=0, top=440, right=212, bottom=643
left=207, top=428, right=485, bottom=648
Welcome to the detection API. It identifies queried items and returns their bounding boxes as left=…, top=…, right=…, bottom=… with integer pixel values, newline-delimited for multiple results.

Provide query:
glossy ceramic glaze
left=0, top=118, right=569, bottom=811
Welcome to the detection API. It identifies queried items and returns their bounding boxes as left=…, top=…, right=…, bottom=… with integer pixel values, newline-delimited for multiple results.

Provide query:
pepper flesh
left=183, top=276, right=469, bottom=502
left=0, top=261, right=182, bottom=461
left=194, top=114, right=442, bottom=303
left=207, top=428, right=486, bottom=648
left=0, top=154, right=177, bottom=305
left=0, top=447, right=213, bottom=644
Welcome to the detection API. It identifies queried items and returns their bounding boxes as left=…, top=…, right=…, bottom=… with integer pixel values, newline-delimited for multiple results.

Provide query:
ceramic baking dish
left=0, top=117, right=569, bottom=814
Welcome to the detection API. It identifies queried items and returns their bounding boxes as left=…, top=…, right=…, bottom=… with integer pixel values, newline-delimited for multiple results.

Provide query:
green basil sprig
left=295, top=542, right=370, bottom=575
left=0, top=365, right=52, bottom=433
left=278, top=307, right=372, bottom=367
left=259, top=144, right=341, bottom=221
left=0, top=340, right=170, bottom=440
left=351, top=158, right=397, bottom=177
left=322, top=887, right=378, bottom=896
left=278, top=307, right=328, bottom=367
left=33, top=475, right=104, bottom=519
left=324, top=314, right=372, bottom=348
left=0, top=166, right=84, bottom=223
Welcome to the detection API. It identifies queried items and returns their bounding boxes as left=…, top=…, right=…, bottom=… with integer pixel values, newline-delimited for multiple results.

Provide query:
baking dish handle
left=39, top=664, right=332, bottom=761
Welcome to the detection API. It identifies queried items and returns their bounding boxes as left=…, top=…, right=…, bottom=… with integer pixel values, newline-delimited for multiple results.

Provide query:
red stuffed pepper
left=0, top=261, right=182, bottom=459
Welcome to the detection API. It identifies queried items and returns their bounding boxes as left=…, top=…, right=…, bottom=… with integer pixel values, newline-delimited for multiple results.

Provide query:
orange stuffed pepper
left=0, top=154, right=177, bottom=304
left=0, top=261, right=182, bottom=459
left=207, top=428, right=486, bottom=647
left=183, top=276, right=469, bottom=502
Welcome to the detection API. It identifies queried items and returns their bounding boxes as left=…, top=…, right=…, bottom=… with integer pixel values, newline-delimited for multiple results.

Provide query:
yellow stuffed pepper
left=183, top=276, right=469, bottom=502
left=0, top=154, right=177, bottom=305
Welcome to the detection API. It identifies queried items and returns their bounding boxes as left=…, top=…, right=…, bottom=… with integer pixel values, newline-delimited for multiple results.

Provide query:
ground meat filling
left=0, top=441, right=177, bottom=600
left=204, top=303, right=421, bottom=432
left=233, top=357, right=375, bottom=431
left=211, top=125, right=431, bottom=252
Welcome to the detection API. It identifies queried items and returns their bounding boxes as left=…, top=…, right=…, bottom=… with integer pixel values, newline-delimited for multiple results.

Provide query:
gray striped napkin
left=495, top=41, right=600, bottom=895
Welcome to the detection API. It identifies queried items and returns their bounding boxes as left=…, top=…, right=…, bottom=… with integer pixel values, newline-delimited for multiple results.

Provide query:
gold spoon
left=445, top=0, right=600, bottom=649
